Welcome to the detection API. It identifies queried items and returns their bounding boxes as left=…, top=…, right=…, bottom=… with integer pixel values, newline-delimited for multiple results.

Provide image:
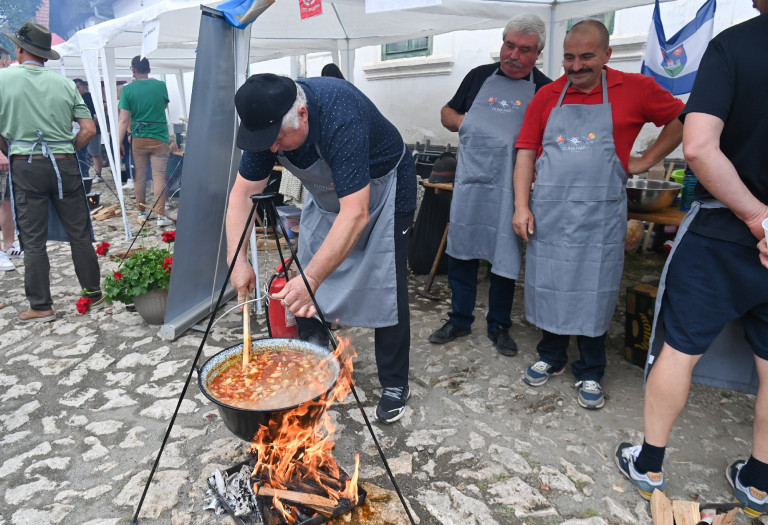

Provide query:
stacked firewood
left=650, top=489, right=742, bottom=525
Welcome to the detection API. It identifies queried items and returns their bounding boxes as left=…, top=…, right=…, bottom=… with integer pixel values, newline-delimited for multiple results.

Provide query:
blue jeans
left=536, top=330, right=607, bottom=382
left=447, top=256, right=515, bottom=335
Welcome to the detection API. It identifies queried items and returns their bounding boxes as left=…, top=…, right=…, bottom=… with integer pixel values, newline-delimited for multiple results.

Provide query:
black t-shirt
left=446, top=63, right=552, bottom=113
left=81, top=92, right=100, bottom=134
left=682, top=13, right=768, bottom=247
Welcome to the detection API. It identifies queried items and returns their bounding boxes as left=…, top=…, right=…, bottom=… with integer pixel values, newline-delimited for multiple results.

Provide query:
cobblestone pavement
left=0, top=174, right=764, bottom=525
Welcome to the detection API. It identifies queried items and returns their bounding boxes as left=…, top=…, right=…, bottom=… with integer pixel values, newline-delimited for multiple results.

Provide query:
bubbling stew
left=208, top=348, right=337, bottom=411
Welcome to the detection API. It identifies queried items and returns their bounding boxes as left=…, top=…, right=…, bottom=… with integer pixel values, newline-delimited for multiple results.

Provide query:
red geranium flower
left=95, top=242, right=111, bottom=256
left=162, top=231, right=176, bottom=243
left=76, top=297, right=92, bottom=314
left=113, top=271, right=124, bottom=279
left=162, top=257, right=173, bottom=273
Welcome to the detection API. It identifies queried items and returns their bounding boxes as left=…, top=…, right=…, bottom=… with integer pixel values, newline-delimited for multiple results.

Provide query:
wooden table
left=628, top=205, right=687, bottom=227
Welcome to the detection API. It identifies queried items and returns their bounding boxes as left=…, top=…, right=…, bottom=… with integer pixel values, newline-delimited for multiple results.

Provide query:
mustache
left=567, top=68, right=593, bottom=75
left=504, top=58, right=523, bottom=68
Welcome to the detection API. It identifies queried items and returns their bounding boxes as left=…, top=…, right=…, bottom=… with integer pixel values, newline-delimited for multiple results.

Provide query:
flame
left=251, top=336, right=360, bottom=523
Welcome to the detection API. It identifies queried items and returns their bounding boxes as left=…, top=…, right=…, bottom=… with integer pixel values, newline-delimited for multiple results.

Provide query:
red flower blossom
left=76, top=297, right=92, bottom=314
left=113, top=271, right=124, bottom=279
left=162, top=231, right=176, bottom=243
left=95, top=242, right=111, bottom=256
left=163, top=257, right=173, bottom=273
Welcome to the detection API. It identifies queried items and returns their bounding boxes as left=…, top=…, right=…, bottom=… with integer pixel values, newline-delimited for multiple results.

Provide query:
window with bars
left=381, top=37, right=432, bottom=60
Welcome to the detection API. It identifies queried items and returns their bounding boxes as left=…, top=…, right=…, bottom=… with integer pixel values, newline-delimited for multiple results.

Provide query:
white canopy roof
left=50, top=0, right=663, bottom=75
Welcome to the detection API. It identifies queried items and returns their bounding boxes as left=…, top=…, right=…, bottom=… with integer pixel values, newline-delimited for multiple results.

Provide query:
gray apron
left=446, top=69, right=534, bottom=279
left=8, top=131, right=95, bottom=244
left=276, top=144, right=404, bottom=328
left=525, top=71, right=627, bottom=337
left=645, top=200, right=759, bottom=395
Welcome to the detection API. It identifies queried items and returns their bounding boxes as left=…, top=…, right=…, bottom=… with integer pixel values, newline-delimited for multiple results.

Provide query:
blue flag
left=218, top=0, right=273, bottom=29
left=641, top=0, right=716, bottom=95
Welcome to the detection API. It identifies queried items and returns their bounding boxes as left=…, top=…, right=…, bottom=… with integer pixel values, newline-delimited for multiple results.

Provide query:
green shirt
left=0, top=65, right=91, bottom=155
left=118, top=78, right=170, bottom=143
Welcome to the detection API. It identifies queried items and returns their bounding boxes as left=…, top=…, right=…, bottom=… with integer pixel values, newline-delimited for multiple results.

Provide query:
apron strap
left=555, top=69, right=609, bottom=108
left=8, top=130, right=72, bottom=199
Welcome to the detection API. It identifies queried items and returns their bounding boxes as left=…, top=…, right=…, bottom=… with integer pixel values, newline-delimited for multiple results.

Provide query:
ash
left=204, top=463, right=264, bottom=525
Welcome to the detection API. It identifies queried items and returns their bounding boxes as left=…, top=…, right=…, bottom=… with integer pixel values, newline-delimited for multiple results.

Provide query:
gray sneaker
left=615, top=442, right=666, bottom=500
left=727, top=460, right=767, bottom=517
left=523, top=361, right=564, bottom=386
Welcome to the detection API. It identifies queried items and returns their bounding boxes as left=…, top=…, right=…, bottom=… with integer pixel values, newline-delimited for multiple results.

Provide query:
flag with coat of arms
left=641, top=0, right=716, bottom=95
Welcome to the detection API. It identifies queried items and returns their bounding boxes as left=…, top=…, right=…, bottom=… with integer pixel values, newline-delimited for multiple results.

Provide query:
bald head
left=568, top=19, right=610, bottom=50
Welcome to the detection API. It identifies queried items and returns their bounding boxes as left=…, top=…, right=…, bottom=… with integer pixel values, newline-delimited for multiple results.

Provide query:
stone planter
left=133, top=288, right=168, bottom=325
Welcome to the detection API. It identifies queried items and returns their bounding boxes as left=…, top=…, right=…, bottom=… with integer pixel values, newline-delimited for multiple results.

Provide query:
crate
left=625, top=282, right=658, bottom=368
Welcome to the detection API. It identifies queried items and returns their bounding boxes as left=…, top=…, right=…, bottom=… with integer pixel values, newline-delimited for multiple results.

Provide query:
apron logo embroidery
left=556, top=132, right=596, bottom=152
left=487, top=96, right=522, bottom=113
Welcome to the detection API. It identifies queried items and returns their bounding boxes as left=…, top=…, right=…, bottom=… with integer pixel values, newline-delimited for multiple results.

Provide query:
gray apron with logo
left=525, top=71, right=627, bottom=337
left=645, top=200, right=759, bottom=394
left=276, top=144, right=403, bottom=327
left=8, top=131, right=95, bottom=244
left=446, top=70, right=534, bottom=279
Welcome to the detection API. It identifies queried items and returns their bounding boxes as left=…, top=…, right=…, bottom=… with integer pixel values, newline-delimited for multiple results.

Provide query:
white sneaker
left=122, top=179, right=134, bottom=189
left=0, top=250, right=15, bottom=271
left=6, top=241, right=23, bottom=259
left=156, top=216, right=173, bottom=227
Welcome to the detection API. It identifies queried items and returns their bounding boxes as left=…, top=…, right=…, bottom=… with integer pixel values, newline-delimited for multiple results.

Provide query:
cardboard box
left=625, top=282, right=658, bottom=368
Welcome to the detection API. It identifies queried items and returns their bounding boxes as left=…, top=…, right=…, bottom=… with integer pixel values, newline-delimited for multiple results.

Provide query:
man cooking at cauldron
left=226, top=73, right=417, bottom=424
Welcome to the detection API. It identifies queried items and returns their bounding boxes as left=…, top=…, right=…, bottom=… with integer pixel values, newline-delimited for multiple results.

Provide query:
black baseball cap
left=235, top=74, right=297, bottom=152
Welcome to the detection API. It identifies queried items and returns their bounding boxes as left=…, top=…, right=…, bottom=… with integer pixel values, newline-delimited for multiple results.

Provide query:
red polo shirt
left=515, top=66, right=684, bottom=172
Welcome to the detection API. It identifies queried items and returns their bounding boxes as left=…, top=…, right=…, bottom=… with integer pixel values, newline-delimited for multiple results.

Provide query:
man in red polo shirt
left=512, top=19, right=684, bottom=410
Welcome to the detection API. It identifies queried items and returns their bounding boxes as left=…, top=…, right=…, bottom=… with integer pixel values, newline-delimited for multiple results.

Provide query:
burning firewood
left=254, top=485, right=337, bottom=518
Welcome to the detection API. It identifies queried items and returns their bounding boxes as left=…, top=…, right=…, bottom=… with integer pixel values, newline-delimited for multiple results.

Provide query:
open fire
left=248, top=336, right=361, bottom=524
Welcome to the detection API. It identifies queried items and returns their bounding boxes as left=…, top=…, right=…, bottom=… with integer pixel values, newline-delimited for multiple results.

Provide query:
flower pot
left=133, top=288, right=168, bottom=325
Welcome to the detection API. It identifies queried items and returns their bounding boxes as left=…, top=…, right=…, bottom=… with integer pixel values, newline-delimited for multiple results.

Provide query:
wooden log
left=712, top=507, right=739, bottom=525
left=650, top=489, right=674, bottom=525
left=254, top=485, right=336, bottom=518
left=672, top=499, right=700, bottom=525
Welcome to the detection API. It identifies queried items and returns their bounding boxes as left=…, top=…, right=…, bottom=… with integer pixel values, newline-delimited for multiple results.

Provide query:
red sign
left=300, top=0, right=322, bottom=19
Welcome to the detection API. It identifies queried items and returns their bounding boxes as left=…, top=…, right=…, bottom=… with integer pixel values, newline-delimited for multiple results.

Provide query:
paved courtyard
left=0, top=174, right=763, bottom=525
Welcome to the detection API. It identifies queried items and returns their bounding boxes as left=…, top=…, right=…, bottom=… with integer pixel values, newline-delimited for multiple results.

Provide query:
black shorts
left=662, top=231, right=768, bottom=360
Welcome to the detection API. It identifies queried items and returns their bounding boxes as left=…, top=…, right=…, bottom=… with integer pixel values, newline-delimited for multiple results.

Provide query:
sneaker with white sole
left=0, top=250, right=15, bottom=271
left=6, top=241, right=23, bottom=259
left=156, top=216, right=173, bottom=227
left=376, top=385, right=410, bottom=423
left=137, top=212, right=147, bottom=224
left=523, top=360, right=565, bottom=386
left=727, top=460, right=768, bottom=517
left=576, top=380, right=605, bottom=409
left=122, top=179, right=134, bottom=189
left=615, top=442, right=666, bottom=500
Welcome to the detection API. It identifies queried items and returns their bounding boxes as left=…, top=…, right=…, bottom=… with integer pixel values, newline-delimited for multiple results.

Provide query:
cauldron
left=198, top=338, right=341, bottom=441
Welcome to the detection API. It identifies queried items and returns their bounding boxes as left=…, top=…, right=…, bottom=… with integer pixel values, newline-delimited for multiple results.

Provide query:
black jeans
left=447, top=255, right=516, bottom=334
left=11, top=157, right=100, bottom=310
left=297, top=210, right=413, bottom=388
left=536, top=330, right=607, bottom=382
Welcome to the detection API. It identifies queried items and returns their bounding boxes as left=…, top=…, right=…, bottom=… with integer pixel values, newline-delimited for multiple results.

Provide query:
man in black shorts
left=616, top=2, right=768, bottom=516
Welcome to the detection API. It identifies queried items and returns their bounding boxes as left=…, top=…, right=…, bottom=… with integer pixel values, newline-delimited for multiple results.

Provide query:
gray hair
left=503, top=13, right=546, bottom=53
left=281, top=83, right=307, bottom=131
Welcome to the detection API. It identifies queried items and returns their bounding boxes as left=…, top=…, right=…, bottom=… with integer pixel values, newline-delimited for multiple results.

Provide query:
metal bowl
left=626, top=179, right=682, bottom=212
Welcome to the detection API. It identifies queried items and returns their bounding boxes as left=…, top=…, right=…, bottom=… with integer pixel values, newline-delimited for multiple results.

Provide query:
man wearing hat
left=0, top=22, right=101, bottom=322
left=226, top=74, right=417, bottom=423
